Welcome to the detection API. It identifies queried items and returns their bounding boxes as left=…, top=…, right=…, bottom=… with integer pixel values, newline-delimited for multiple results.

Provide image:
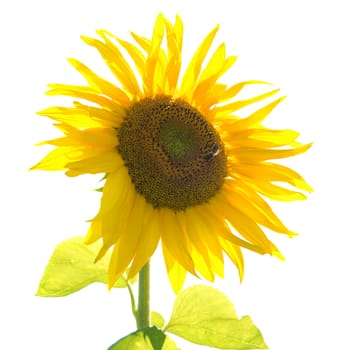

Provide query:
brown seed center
left=117, top=95, right=226, bottom=210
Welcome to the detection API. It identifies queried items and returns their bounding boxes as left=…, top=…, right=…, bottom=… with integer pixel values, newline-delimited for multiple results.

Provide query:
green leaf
left=36, top=236, right=131, bottom=297
left=164, top=285, right=268, bottom=350
left=151, top=311, right=166, bottom=329
left=107, top=327, right=179, bottom=350
left=162, top=336, right=180, bottom=350
left=107, top=330, right=154, bottom=350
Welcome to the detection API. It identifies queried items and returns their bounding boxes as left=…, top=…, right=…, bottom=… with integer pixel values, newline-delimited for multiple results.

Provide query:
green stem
left=126, top=281, right=138, bottom=327
left=137, top=262, right=150, bottom=329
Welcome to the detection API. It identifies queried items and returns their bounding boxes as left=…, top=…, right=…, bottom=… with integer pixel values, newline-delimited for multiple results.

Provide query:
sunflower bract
left=32, top=14, right=312, bottom=293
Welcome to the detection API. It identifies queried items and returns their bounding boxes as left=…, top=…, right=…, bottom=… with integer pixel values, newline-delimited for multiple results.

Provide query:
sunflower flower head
left=32, top=14, right=312, bottom=293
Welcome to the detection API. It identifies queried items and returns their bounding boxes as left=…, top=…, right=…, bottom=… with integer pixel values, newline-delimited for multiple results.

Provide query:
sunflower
left=32, top=14, right=312, bottom=293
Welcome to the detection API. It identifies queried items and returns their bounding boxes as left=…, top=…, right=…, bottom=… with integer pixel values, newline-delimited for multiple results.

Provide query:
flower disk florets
left=117, top=95, right=227, bottom=210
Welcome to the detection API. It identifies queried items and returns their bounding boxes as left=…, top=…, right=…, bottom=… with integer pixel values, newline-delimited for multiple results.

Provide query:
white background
left=1, top=0, right=349, bottom=349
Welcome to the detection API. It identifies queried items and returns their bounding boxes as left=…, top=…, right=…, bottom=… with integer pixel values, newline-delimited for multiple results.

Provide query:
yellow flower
left=32, top=14, right=312, bottom=293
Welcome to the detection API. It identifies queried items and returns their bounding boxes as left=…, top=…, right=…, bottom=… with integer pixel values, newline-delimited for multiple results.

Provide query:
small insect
left=204, top=143, right=221, bottom=161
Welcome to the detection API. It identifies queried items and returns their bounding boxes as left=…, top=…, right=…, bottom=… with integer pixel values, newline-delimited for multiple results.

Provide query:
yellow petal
left=190, top=206, right=224, bottom=263
left=95, top=167, right=130, bottom=217
left=128, top=206, right=160, bottom=279
left=222, top=180, right=295, bottom=237
left=222, top=96, right=285, bottom=131
left=144, top=13, right=166, bottom=94
left=193, top=44, right=237, bottom=108
left=179, top=210, right=214, bottom=281
left=216, top=80, right=272, bottom=103
left=214, top=89, right=281, bottom=116
left=47, top=84, right=122, bottom=111
left=92, top=171, right=135, bottom=263
left=212, top=194, right=275, bottom=253
left=229, top=162, right=313, bottom=192
left=219, top=237, right=244, bottom=281
left=73, top=102, right=125, bottom=127
left=224, top=129, right=300, bottom=149
left=200, top=202, right=266, bottom=255
left=130, top=32, right=151, bottom=52
left=107, top=240, right=121, bottom=289
left=30, top=147, right=77, bottom=171
left=162, top=241, right=186, bottom=294
left=37, top=107, right=105, bottom=128
left=184, top=207, right=224, bottom=277
left=44, top=127, right=117, bottom=148
left=110, top=194, right=147, bottom=279
left=160, top=208, right=196, bottom=276
left=116, top=37, right=146, bottom=78
left=180, top=24, right=219, bottom=97
left=191, top=247, right=214, bottom=282
left=164, top=17, right=182, bottom=94
left=85, top=220, right=102, bottom=244
left=233, top=143, right=312, bottom=161
left=65, top=151, right=123, bottom=177
left=82, top=34, right=141, bottom=96
left=68, top=58, right=131, bottom=105
left=173, top=15, right=183, bottom=52
left=244, top=180, right=308, bottom=201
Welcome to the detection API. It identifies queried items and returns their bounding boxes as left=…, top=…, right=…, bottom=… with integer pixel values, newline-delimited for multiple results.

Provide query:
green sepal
left=165, top=285, right=268, bottom=349
left=107, top=327, right=179, bottom=350
left=36, top=236, right=135, bottom=297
